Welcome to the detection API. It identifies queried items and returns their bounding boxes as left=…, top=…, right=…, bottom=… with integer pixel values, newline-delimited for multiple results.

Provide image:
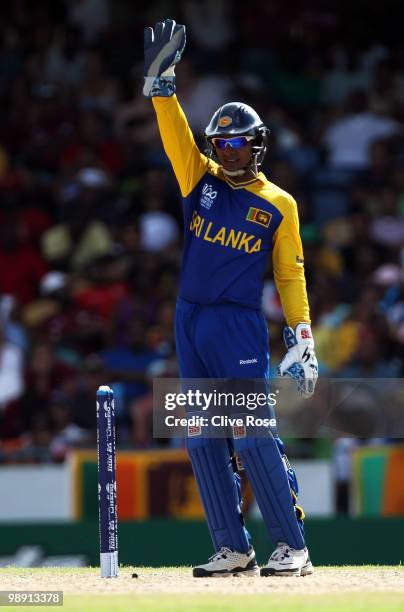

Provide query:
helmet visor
left=211, top=136, right=254, bottom=150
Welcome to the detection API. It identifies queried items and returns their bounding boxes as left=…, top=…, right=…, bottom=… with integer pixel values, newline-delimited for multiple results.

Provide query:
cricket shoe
left=260, top=542, right=313, bottom=577
left=193, top=547, right=259, bottom=577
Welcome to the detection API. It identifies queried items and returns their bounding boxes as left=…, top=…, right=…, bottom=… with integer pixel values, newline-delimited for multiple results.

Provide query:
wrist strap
left=143, top=75, right=176, bottom=98
left=295, top=323, right=314, bottom=346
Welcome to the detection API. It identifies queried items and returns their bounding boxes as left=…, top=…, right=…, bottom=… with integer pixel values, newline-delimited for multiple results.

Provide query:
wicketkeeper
left=144, top=19, right=318, bottom=577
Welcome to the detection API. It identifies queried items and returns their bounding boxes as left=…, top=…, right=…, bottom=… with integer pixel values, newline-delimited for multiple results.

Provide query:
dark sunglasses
left=211, top=136, right=254, bottom=150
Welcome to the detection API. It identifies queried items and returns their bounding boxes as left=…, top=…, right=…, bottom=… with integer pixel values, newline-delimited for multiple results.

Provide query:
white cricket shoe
left=260, top=542, right=313, bottom=577
left=193, top=546, right=259, bottom=577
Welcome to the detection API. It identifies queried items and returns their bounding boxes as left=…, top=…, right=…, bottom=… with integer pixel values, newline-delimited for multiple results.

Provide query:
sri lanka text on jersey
left=189, top=211, right=262, bottom=254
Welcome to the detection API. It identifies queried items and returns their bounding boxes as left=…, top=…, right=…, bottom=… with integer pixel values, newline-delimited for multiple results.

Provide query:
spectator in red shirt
left=0, top=212, right=47, bottom=305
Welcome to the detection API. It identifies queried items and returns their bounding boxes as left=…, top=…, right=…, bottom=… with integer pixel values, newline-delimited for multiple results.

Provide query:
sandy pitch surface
left=3, top=567, right=404, bottom=596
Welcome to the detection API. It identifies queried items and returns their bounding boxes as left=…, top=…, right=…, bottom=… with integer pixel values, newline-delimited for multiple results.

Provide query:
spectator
left=41, top=184, right=113, bottom=270
left=139, top=194, right=179, bottom=252
left=79, top=49, right=119, bottom=115
left=0, top=212, right=47, bottom=305
left=0, top=322, right=25, bottom=413
left=322, top=90, right=401, bottom=170
left=49, top=394, right=90, bottom=461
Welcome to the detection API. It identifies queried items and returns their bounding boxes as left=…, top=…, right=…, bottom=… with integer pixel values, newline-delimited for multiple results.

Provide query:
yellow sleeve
left=152, top=95, right=211, bottom=197
left=272, top=198, right=311, bottom=327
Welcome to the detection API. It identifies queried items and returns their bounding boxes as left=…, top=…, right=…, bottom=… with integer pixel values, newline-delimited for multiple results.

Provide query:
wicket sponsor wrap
left=96, top=386, right=118, bottom=578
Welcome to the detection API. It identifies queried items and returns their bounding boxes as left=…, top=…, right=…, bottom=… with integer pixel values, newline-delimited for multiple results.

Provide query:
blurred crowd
left=0, top=0, right=404, bottom=465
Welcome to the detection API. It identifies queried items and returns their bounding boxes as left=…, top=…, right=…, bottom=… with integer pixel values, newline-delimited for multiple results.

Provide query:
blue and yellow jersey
left=152, top=95, right=310, bottom=327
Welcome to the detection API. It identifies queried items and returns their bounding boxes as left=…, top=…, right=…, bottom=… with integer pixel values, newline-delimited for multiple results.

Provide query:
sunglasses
left=211, top=136, right=254, bottom=150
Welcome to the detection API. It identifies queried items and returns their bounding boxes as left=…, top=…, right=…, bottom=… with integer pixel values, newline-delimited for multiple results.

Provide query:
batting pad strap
left=186, top=422, right=250, bottom=553
left=233, top=436, right=305, bottom=550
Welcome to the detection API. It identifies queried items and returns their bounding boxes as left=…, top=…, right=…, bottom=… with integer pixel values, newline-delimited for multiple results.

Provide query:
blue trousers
left=175, top=298, right=306, bottom=553
left=175, top=298, right=270, bottom=379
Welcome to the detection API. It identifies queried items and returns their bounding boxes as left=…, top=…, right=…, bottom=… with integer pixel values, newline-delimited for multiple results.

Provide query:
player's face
left=213, top=138, right=253, bottom=173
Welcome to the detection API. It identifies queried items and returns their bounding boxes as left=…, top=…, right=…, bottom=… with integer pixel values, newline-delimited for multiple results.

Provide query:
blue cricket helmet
left=204, top=102, right=270, bottom=170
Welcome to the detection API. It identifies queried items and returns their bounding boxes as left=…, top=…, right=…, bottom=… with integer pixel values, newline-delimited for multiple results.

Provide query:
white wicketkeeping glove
left=278, top=323, right=318, bottom=398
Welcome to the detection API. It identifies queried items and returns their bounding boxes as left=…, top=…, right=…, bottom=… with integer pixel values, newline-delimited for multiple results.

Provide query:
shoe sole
left=260, top=561, right=314, bottom=578
left=301, top=561, right=314, bottom=576
left=193, top=567, right=260, bottom=578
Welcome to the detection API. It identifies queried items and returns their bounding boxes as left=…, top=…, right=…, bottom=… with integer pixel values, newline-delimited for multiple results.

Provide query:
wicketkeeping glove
left=278, top=323, right=318, bottom=398
left=143, top=19, right=186, bottom=98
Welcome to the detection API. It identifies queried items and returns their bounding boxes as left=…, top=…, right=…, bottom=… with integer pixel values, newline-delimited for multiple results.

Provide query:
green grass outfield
left=2, top=567, right=403, bottom=612
left=58, top=592, right=404, bottom=612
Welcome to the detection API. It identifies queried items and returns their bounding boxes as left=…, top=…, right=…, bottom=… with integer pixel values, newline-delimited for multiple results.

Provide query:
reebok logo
left=239, top=358, right=258, bottom=365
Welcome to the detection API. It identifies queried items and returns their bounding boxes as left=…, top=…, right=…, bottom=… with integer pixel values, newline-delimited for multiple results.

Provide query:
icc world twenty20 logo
left=200, top=183, right=217, bottom=210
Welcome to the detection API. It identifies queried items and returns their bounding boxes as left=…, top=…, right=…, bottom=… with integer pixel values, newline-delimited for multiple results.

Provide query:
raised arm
left=152, top=96, right=209, bottom=197
left=143, top=19, right=209, bottom=197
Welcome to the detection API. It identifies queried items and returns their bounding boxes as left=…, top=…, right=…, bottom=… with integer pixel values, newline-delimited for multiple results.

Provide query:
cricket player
left=144, top=20, right=318, bottom=577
